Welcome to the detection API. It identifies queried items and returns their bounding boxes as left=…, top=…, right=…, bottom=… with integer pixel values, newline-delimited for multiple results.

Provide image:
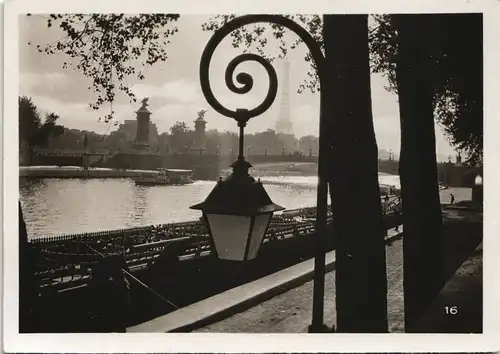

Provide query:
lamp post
left=195, top=15, right=330, bottom=332
left=190, top=108, right=284, bottom=261
left=472, top=174, right=483, bottom=207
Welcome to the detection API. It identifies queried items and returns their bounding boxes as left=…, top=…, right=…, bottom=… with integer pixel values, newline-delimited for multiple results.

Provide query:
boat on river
left=134, top=168, right=194, bottom=186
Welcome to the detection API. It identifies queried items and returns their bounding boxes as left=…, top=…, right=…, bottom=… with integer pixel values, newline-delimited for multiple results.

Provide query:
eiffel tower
left=275, top=61, right=293, bottom=135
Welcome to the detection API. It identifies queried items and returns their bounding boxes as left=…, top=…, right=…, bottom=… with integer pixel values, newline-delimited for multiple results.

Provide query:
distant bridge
left=29, top=149, right=321, bottom=179
left=26, top=148, right=478, bottom=186
left=28, top=148, right=401, bottom=179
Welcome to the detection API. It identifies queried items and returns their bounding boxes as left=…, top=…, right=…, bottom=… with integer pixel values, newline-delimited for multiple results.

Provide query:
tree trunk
left=393, top=14, right=445, bottom=331
left=19, top=201, right=35, bottom=332
left=323, top=15, right=388, bottom=332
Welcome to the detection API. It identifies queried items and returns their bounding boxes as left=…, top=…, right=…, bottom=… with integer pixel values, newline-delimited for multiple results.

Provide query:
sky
left=19, top=14, right=456, bottom=160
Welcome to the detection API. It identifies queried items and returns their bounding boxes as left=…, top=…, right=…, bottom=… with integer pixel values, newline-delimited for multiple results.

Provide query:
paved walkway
left=196, top=236, right=406, bottom=333
left=197, top=240, right=482, bottom=333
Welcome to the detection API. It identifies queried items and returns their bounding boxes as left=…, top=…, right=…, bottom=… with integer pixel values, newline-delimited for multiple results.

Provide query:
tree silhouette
left=370, top=14, right=482, bottom=165
left=323, top=15, right=388, bottom=332
left=169, top=121, right=193, bottom=153
left=393, top=15, right=445, bottom=331
left=19, top=96, right=41, bottom=149
left=19, top=96, right=64, bottom=163
left=35, top=112, right=65, bottom=148
left=19, top=201, right=36, bottom=332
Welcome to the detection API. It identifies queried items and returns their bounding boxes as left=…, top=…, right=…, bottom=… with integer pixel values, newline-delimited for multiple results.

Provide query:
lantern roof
left=190, top=159, right=284, bottom=216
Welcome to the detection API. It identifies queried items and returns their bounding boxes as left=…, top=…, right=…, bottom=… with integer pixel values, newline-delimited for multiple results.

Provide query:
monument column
left=194, top=109, right=207, bottom=150
left=133, top=98, right=151, bottom=150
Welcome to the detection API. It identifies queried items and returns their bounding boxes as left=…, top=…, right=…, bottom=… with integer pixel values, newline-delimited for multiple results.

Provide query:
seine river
left=20, top=174, right=402, bottom=238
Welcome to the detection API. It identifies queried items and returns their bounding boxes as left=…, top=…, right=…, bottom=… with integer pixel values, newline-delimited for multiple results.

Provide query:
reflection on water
left=20, top=177, right=320, bottom=238
left=20, top=174, right=404, bottom=238
left=130, top=186, right=149, bottom=225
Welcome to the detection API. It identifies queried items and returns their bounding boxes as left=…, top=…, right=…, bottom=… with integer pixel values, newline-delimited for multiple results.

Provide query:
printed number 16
left=445, top=306, right=458, bottom=315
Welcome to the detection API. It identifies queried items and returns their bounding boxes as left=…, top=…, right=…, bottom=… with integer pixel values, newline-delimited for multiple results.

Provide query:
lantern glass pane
left=247, top=213, right=271, bottom=260
left=206, top=214, right=251, bottom=261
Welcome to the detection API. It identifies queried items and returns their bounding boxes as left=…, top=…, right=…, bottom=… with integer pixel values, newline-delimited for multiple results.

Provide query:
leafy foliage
left=28, top=14, right=482, bottom=164
left=36, top=112, right=65, bottom=147
left=27, top=13, right=180, bottom=122
left=19, top=96, right=64, bottom=151
left=430, top=14, right=482, bottom=166
left=168, top=121, right=192, bottom=152
left=19, top=96, right=42, bottom=148
left=368, top=15, right=398, bottom=92
left=371, top=15, right=482, bottom=165
left=169, top=121, right=189, bottom=135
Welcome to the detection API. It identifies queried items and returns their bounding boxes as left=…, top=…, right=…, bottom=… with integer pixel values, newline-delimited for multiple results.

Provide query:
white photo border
left=4, top=0, right=500, bottom=352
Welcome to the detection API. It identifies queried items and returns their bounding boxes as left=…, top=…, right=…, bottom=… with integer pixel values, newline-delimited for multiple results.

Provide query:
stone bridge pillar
left=194, top=109, right=207, bottom=150
left=133, top=99, right=151, bottom=150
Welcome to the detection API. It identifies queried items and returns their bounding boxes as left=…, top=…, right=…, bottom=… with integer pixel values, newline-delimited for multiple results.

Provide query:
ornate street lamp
left=190, top=108, right=284, bottom=261
left=193, top=15, right=330, bottom=332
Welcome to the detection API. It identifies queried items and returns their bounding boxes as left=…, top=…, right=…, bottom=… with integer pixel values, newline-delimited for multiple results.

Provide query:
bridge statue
left=197, top=109, right=207, bottom=120
left=134, top=97, right=152, bottom=150
left=140, top=97, right=150, bottom=110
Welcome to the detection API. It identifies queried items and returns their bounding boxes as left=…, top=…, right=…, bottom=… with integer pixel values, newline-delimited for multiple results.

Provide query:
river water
left=20, top=174, right=402, bottom=238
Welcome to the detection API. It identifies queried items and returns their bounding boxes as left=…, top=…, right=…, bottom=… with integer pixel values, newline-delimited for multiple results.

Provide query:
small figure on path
left=450, top=193, right=455, bottom=205
left=394, top=205, right=401, bottom=232
left=383, top=193, right=390, bottom=214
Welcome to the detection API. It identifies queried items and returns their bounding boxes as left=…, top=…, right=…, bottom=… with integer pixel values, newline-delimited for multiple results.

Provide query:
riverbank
left=194, top=205, right=482, bottom=333
left=20, top=166, right=161, bottom=179
left=221, top=162, right=319, bottom=177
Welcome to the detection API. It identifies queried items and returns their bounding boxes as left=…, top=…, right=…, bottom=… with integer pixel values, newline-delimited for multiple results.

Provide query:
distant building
left=117, top=120, right=159, bottom=143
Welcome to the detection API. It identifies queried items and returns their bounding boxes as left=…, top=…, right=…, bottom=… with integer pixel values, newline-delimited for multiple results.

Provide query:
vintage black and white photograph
left=4, top=0, right=499, bottom=352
